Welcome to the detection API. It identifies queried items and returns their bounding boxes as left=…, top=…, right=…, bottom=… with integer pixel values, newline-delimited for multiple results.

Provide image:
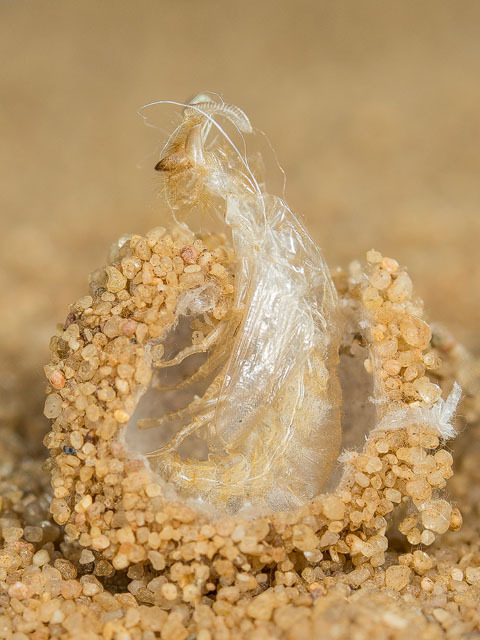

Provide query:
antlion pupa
left=132, top=93, right=344, bottom=513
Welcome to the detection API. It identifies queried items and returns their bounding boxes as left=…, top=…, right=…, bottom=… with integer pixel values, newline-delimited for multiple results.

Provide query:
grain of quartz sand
left=0, top=229, right=480, bottom=639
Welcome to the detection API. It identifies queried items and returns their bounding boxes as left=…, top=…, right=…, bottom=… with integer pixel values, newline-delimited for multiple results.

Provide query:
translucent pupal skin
left=142, top=97, right=343, bottom=512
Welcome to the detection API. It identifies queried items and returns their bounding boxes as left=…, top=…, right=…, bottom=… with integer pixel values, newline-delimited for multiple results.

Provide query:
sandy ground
left=0, top=3, right=480, bottom=637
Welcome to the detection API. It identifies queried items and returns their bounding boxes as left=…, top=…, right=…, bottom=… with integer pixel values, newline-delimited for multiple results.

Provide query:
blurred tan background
left=1, top=0, right=479, bottom=406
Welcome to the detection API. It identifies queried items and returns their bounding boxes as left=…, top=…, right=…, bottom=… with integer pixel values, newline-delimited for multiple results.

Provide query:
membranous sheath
left=135, top=96, right=343, bottom=513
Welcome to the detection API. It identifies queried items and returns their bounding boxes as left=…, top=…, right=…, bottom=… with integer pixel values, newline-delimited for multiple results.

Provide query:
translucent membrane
left=133, top=96, right=343, bottom=513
